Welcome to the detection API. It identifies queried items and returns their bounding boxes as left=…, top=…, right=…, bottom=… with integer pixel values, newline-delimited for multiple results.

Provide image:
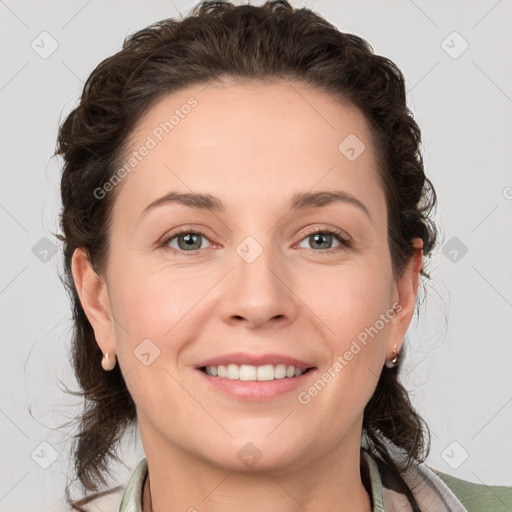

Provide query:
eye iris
left=172, top=231, right=339, bottom=252
left=178, top=233, right=202, bottom=250
left=310, top=232, right=332, bottom=249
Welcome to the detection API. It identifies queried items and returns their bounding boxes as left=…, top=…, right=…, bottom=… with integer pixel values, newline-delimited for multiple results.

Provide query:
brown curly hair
left=54, top=1, right=438, bottom=510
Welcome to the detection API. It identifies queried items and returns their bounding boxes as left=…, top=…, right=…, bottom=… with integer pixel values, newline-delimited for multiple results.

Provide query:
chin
left=197, top=437, right=308, bottom=474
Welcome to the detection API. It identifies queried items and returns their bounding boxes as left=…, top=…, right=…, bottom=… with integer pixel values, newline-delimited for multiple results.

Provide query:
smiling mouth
left=198, top=364, right=316, bottom=381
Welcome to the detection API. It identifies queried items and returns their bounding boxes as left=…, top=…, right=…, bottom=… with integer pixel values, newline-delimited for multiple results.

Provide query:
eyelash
left=159, top=226, right=353, bottom=256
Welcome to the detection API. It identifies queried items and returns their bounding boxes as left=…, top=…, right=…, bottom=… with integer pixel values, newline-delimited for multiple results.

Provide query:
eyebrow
left=139, top=190, right=371, bottom=221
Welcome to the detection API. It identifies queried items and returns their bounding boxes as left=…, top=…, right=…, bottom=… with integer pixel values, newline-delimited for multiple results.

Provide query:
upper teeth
left=204, top=364, right=306, bottom=381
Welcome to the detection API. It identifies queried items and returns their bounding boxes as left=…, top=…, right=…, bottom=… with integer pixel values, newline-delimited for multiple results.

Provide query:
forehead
left=112, top=79, right=385, bottom=222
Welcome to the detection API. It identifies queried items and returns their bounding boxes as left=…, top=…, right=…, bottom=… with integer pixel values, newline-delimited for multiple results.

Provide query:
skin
left=72, top=79, right=423, bottom=512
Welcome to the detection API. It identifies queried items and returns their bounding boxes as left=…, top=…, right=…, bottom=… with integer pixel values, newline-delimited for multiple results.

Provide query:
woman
left=55, top=1, right=511, bottom=511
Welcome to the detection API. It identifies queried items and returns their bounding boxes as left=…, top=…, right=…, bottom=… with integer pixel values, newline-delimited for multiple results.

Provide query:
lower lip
left=195, top=368, right=317, bottom=401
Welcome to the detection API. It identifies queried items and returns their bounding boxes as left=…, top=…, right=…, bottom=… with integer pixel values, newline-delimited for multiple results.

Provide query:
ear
left=386, top=238, right=424, bottom=360
left=71, top=248, right=115, bottom=355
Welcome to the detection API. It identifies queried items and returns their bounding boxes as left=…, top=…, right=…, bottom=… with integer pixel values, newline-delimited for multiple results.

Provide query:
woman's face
left=74, top=79, right=421, bottom=473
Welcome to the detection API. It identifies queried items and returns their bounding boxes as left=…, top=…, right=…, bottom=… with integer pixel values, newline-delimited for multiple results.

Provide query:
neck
left=140, top=425, right=372, bottom=512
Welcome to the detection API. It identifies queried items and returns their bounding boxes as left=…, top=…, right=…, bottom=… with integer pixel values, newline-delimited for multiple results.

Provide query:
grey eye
left=298, top=231, right=345, bottom=251
left=167, top=232, right=209, bottom=251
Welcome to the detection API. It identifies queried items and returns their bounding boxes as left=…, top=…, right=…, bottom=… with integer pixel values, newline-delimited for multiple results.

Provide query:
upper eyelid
left=160, top=227, right=214, bottom=245
left=301, top=226, right=351, bottom=241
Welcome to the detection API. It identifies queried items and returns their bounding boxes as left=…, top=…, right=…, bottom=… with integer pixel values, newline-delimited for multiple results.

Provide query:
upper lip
left=195, top=352, right=316, bottom=371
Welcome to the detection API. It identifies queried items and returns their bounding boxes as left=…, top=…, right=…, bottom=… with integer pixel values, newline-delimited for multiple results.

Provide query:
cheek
left=110, top=272, right=194, bottom=335
left=108, top=269, right=203, bottom=406
left=107, top=258, right=222, bottom=355
left=298, top=270, right=392, bottom=425
left=302, top=264, right=392, bottom=345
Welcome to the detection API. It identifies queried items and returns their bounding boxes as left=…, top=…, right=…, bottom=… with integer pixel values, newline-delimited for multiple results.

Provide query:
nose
left=219, top=242, right=299, bottom=329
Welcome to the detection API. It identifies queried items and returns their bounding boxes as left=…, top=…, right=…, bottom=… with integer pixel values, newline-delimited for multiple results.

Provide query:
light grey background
left=1, top=0, right=511, bottom=510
